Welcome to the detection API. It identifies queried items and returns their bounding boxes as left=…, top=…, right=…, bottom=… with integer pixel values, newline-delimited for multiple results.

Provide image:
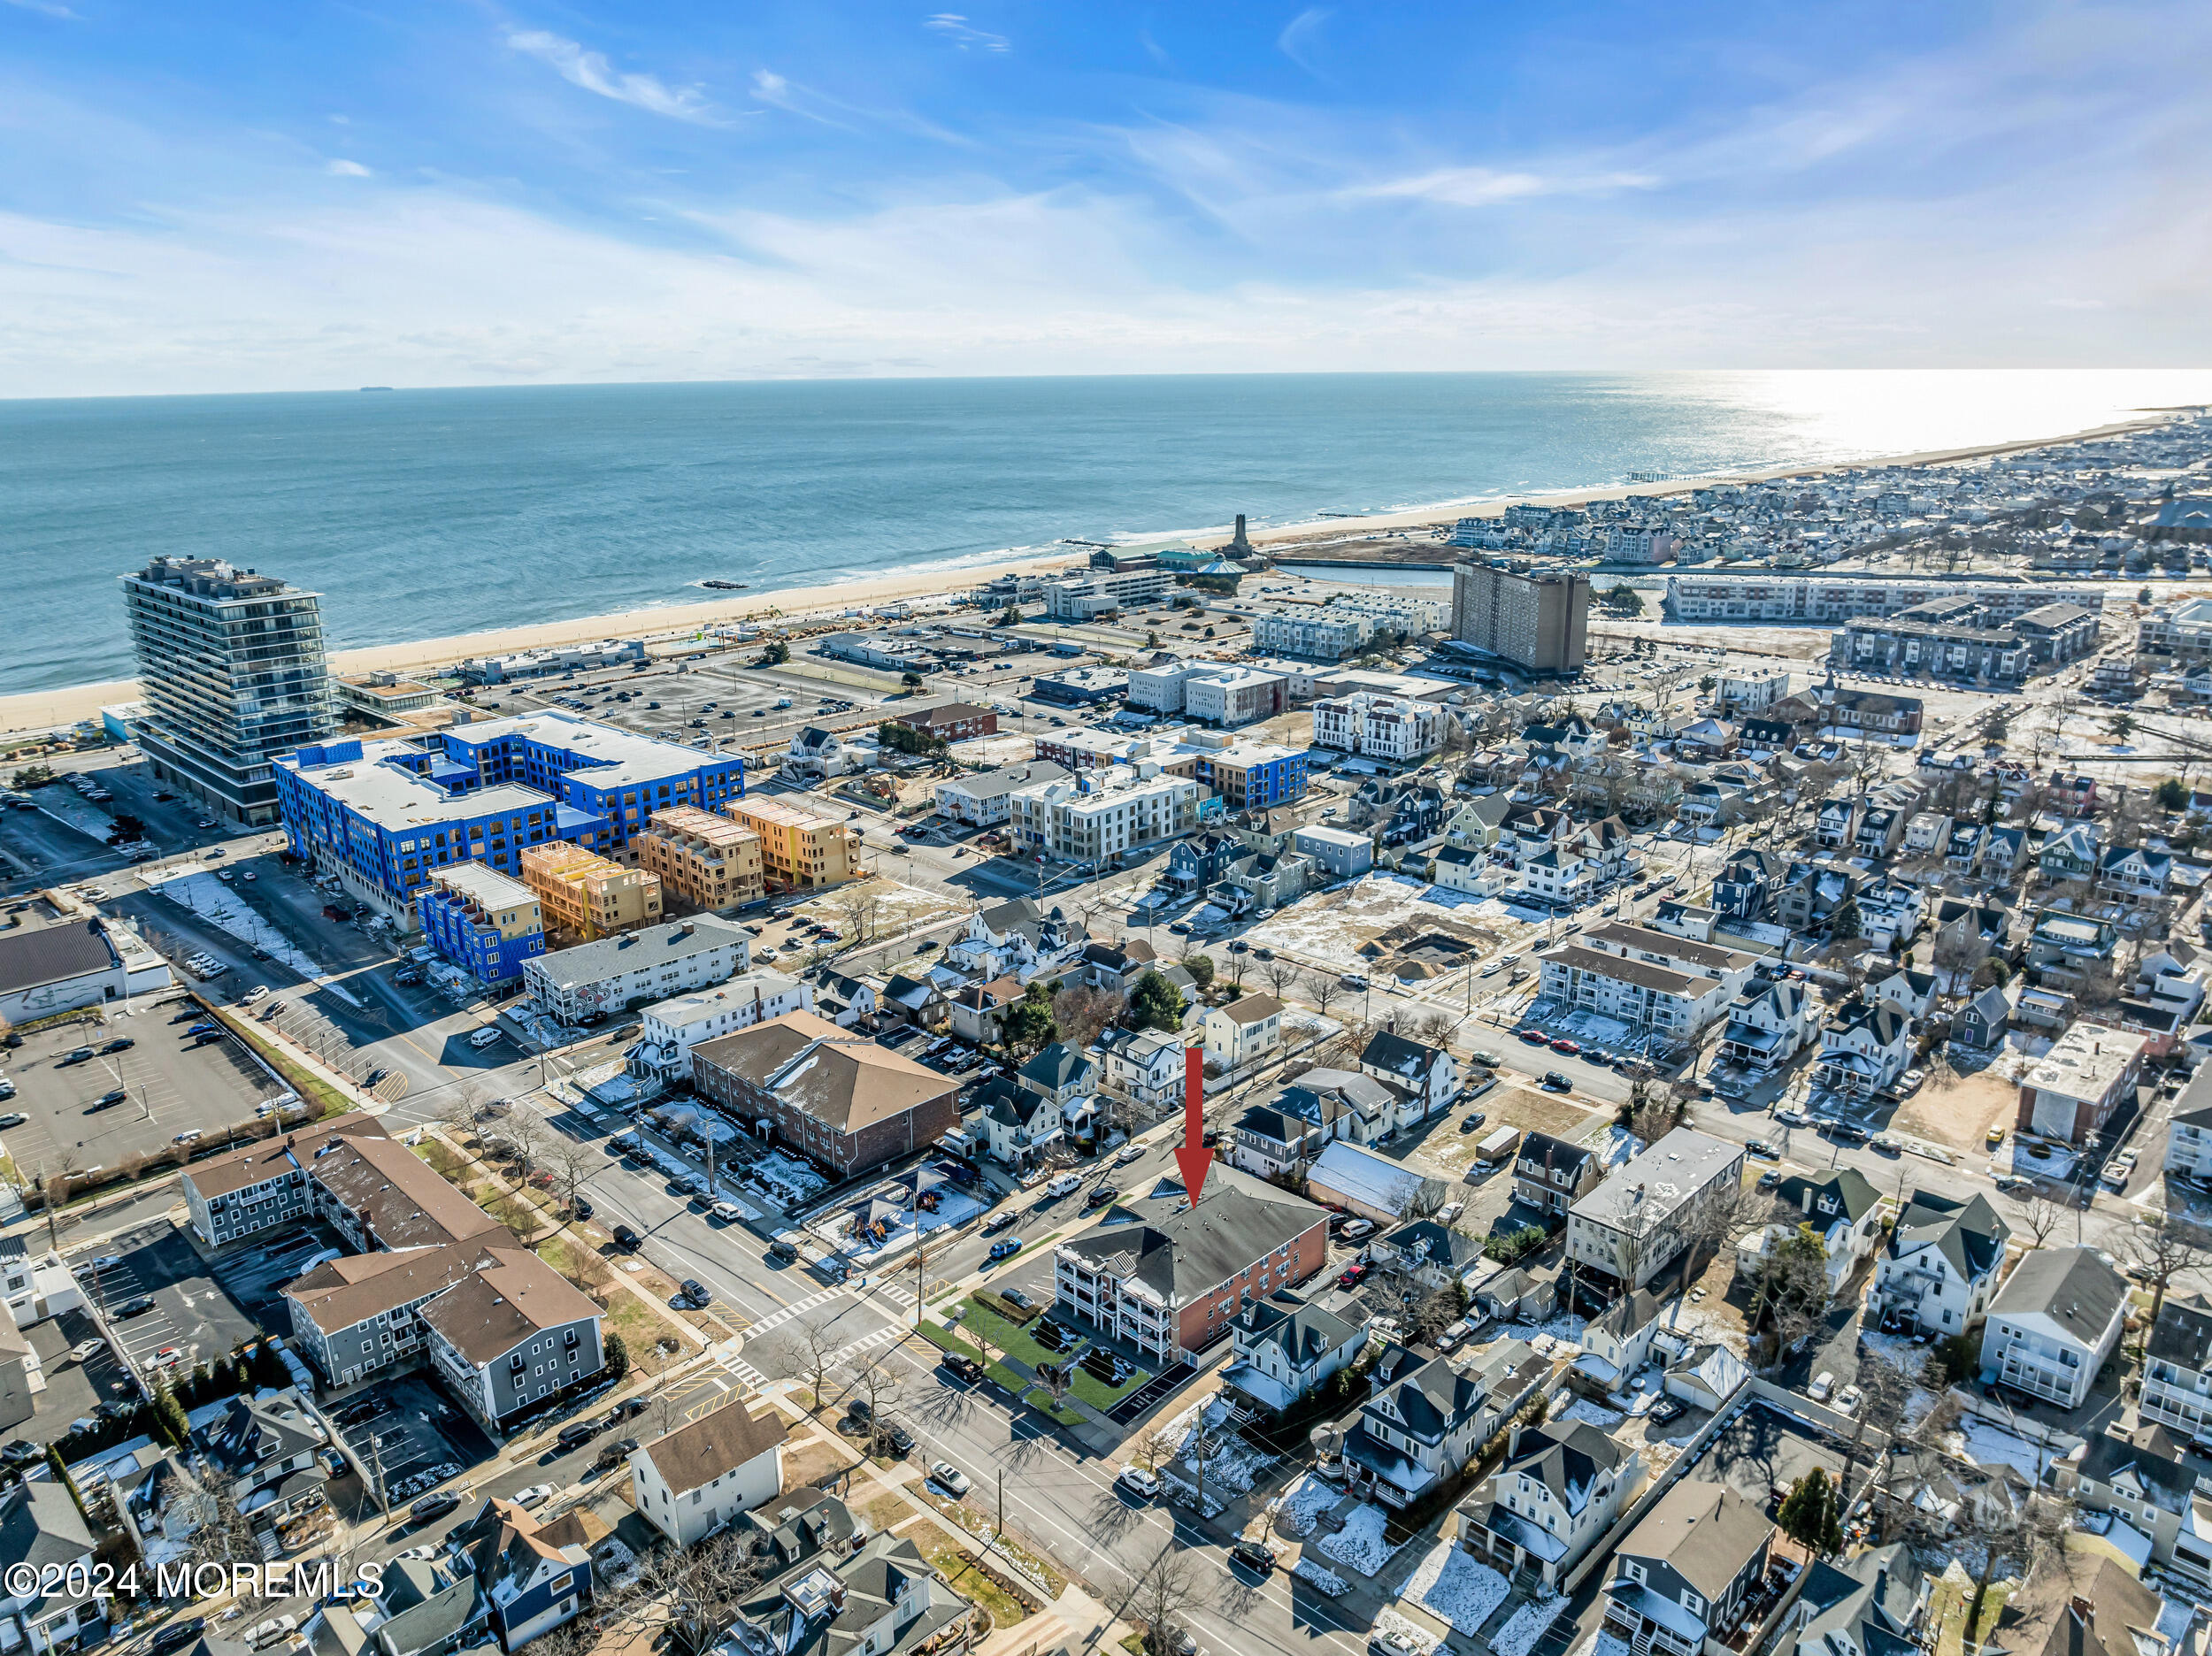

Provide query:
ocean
left=4, top=368, right=2207, bottom=698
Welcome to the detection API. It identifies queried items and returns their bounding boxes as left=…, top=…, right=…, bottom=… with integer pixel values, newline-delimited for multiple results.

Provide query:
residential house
left=1601, top=1481, right=1774, bottom=1656
left=1986, top=1557, right=2182, bottom=1656
left=946, top=976, right=1023, bottom=1046
left=1946, top=823, right=1986, bottom=874
left=1456, top=1420, right=1641, bottom=1587
left=1229, top=1103, right=1323, bottom=1181
left=1476, top=1268, right=1556, bottom=1324
left=1816, top=798, right=1860, bottom=850
left=1855, top=882, right=1925, bottom=952
left=1052, top=1169, right=1331, bottom=1361
left=1786, top=1545, right=1925, bottom=1656
left=1361, top=1031, right=1458, bottom=1118
left=1984, top=826, right=2027, bottom=878
left=1202, top=994, right=1284, bottom=1073
left=1164, top=833, right=1240, bottom=895
left=418, top=1248, right=608, bottom=1438
left=1218, top=1289, right=1362, bottom=1415
left=1813, top=1000, right=1913, bottom=1100
left=1097, top=1027, right=1186, bottom=1115
left=1872, top=1190, right=2010, bottom=1338
left=2139, top=944, right=2210, bottom=1024
left=0, top=1483, right=104, bottom=1656
left=628, top=973, right=814, bottom=1079
left=1904, top=811, right=1953, bottom=857
left=1520, top=845, right=1597, bottom=908
left=718, top=1525, right=973, bottom=1656
left=1342, top=1339, right=1548, bottom=1509
left=1716, top=981, right=1817, bottom=1083
left=2062, top=1430, right=2197, bottom=1573
left=1511, top=1132, right=1602, bottom=1221
left=1776, top=862, right=1859, bottom=933
left=2040, top=822, right=2104, bottom=886
left=975, top=1078, right=1064, bottom=1170
left=1712, top=847, right=1779, bottom=922
left=630, top=1399, right=788, bottom=1546
left=1855, top=808, right=1906, bottom=859
left=934, top=760, right=1072, bottom=827
left=1564, top=1129, right=1747, bottom=1294
left=1739, top=1169, right=1885, bottom=1293
left=1369, top=1219, right=1486, bottom=1292
left=1984, top=1246, right=2128, bottom=1409
left=2140, top=1294, right=2212, bottom=1447
left=2017, top=1024, right=2147, bottom=1146
left=1576, top=1289, right=1666, bottom=1390
left=449, top=1497, right=597, bottom=1652
left=1863, top=968, right=1937, bottom=1019
left=2027, top=909, right=2119, bottom=991
left=2100, top=846, right=2174, bottom=908
left=1953, top=983, right=2013, bottom=1053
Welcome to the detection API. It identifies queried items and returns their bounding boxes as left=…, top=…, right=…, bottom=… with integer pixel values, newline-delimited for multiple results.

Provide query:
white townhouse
left=1714, top=981, right=1817, bottom=1082
left=2143, top=1295, right=2212, bottom=1446
left=1311, top=694, right=1442, bottom=763
left=1007, top=765, right=1202, bottom=864
left=1738, top=1169, right=1885, bottom=1294
left=1521, top=846, right=1598, bottom=908
left=1098, top=1027, right=1187, bottom=1114
left=1360, top=1030, right=1459, bottom=1118
left=1457, top=1421, right=1642, bottom=1589
left=1983, top=1246, right=2127, bottom=1410
left=2167, top=1088, right=2212, bottom=1182
left=1863, top=967, right=1937, bottom=1020
left=933, top=760, right=1072, bottom=827
left=1203, top=993, right=1285, bottom=1072
left=1812, top=1000, right=1913, bottom=1099
left=630, top=1399, right=789, bottom=1547
left=1872, top=1190, right=2010, bottom=1338
left=1536, top=946, right=1729, bottom=1043
left=628, top=972, right=813, bottom=1079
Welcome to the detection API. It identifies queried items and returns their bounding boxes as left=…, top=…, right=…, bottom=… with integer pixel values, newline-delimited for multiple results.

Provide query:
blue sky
left=0, top=0, right=2204, bottom=394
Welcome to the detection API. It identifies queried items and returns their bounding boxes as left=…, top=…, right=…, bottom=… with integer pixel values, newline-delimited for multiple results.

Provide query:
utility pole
left=367, top=1430, right=390, bottom=1520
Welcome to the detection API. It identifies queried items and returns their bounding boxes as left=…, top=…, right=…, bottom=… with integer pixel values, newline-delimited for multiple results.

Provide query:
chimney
left=1801, top=1184, right=1813, bottom=1214
left=2069, top=1596, right=2093, bottom=1627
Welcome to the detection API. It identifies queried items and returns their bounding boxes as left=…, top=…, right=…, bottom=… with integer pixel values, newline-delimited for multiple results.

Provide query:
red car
left=1336, top=1264, right=1369, bottom=1288
left=1517, top=1030, right=1548, bottom=1046
left=1549, top=1038, right=1582, bottom=1055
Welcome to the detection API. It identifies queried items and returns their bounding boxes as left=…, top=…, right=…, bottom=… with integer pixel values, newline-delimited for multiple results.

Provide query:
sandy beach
left=0, top=410, right=2170, bottom=742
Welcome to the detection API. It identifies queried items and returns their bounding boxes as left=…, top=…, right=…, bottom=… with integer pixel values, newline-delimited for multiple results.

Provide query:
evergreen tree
left=254, top=1341, right=288, bottom=1388
left=1130, top=971, right=1186, bottom=1033
left=603, top=1330, right=630, bottom=1383
left=1828, top=895, right=1863, bottom=943
left=1778, top=1468, right=1842, bottom=1554
left=1001, top=982, right=1057, bottom=1056
left=152, top=1376, right=190, bottom=1448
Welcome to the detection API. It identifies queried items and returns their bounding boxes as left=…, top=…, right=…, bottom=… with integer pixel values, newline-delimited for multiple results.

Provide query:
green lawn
left=1067, top=1361, right=1148, bottom=1410
left=1929, top=1575, right=2010, bottom=1656
left=1024, top=1386, right=1089, bottom=1426
left=908, top=1536, right=1031, bottom=1630
left=957, top=1298, right=1065, bottom=1371
left=919, top=1321, right=982, bottom=1361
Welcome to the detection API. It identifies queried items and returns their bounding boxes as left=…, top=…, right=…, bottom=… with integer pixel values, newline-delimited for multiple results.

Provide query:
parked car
left=1084, top=1184, right=1118, bottom=1208
left=1114, top=1464, right=1161, bottom=1499
left=1540, top=1071, right=1573, bottom=1092
left=941, top=1353, right=986, bottom=1384
left=99, top=1038, right=134, bottom=1054
left=1336, top=1263, right=1369, bottom=1288
left=1647, top=1397, right=1686, bottom=1425
left=89, top=1089, right=128, bottom=1111
left=246, top=1614, right=299, bottom=1651
left=595, top=1438, right=641, bottom=1469
left=0, top=1114, right=25, bottom=1131
left=1045, top=1173, right=1081, bottom=1198
left=557, top=1421, right=599, bottom=1450
left=1116, top=1141, right=1146, bottom=1164
left=1745, top=1139, right=1779, bottom=1160
left=408, top=1492, right=461, bottom=1522
left=1229, top=1539, right=1277, bottom=1575
left=611, top=1225, right=642, bottom=1250
left=150, top=1620, right=207, bottom=1655
left=987, top=1238, right=1023, bottom=1261
left=1807, top=1370, right=1834, bottom=1403
left=679, top=1279, right=713, bottom=1307
left=928, top=1460, right=971, bottom=1497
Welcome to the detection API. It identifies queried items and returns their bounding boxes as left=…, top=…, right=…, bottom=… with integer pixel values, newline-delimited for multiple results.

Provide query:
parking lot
left=329, top=1374, right=494, bottom=1509
left=15, top=1307, right=136, bottom=1446
left=79, top=1221, right=265, bottom=1384
left=208, top=1223, right=353, bottom=1325
left=473, top=655, right=890, bottom=754
left=0, top=992, right=296, bottom=1182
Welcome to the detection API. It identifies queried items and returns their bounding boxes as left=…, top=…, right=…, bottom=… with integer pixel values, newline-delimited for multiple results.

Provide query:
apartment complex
left=519, top=842, right=664, bottom=941
left=418, top=862, right=546, bottom=986
left=724, top=796, right=861, bottom=890
left=1449, top=564, right=1590, bottom=672
left=2140, top=596, right=2212, bottom=662
left=1667, top=573, right=2107, bottom=625
left=632, top=806, right=766, bottom=909
left=273, top=712, right=743, bottom=919
left=520, top=916, right=752, bottom=1023
left=1536, top=946, right=1729, bottom=1041
left=630, top=973, right=814, bottom=1079
left=1183, top=667, right=1286, bottom=728
left=1311, top=693, right=1443, bottom=763
left=1191, top=741, right=1309, bottom=810
left=1042, top=568, right=1173, bottom=618
left=121, top=556, right=335, bottom=824
left=1006, top=765, right=1202, bottom=863
left=1565, top=1128, right=1746, bottom=1292
left=1251, top=611, right=1373, bottom=660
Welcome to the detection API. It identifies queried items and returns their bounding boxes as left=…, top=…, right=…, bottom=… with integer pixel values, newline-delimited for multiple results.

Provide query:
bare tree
left=1678, top=1179, right=1774, bottom=1289
left=549, top=1137, right=597, bottom=1223
left=2017, top=1195, right=2067, bottom=1249
left=1052, top=985, right=1125, bottom=1052
left=798, top=1319, right=841, bottom=1412
left=503, top=1107, right=548, bottom=1184
left=1304, top=973, right=1343, bottom=1019
left=609, top=1532, right=767, bottom=1656
left=1133, top=1424, right=1180, bottom=1476
left=180, top=1482, right=258, bottom=1577
left=1129, top=1547, right=1202, bottom=1656
left=1263, top=959, right=1299, bottom=999
left=2116, top=1212, right=2212, bottom=1329
left=1840, top=1350, right=1914, bottom=1494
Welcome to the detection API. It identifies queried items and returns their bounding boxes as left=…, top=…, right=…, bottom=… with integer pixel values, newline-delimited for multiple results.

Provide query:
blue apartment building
left=418, top=862, right=546, bottom=986
left=274, top=712, right=744, bottom=921
left=1193, top=741, right=1310, bottom=812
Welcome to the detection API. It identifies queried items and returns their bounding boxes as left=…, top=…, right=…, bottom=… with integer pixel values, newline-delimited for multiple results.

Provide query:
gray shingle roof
left=527, top=916, right=750, bottom=991
left=1991, top=1246, right=2126, bottom=1344
left=0, top=919, right=117, bottom=996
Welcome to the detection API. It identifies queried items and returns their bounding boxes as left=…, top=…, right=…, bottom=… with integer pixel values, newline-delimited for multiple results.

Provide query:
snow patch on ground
left=1368, top=1609, right=1439, bottom=1656
left=738, top=1148, right=830, bottom=1208
left=1493, top=1593, right=1570, bottom=1656
left=1317, top=1502, right=1403, bottom=1576
left=1402, top=1541, right=1510, bottom=1635
left=1276, top=1472, right=1341, bottom=1537
left=1292, top=1558, right=1348, bottom=1597
left=1244, top=874, right=1463, bottom=974
left=1946, top=1418, right=2053, bottom=1483
left=1159, top=1398, right=1275, bottom=1496
left=1563, top=1399, right=1625, bottom=1429
left=150, top=869, right=360, bottom=1002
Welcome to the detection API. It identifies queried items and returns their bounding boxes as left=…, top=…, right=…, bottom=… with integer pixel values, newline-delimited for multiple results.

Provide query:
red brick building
left=1052, top=1169, right=1331, bottom=1362
left=894, top=702, right=998, bottom=743
left=690, top=1010, right=962, bottom=1178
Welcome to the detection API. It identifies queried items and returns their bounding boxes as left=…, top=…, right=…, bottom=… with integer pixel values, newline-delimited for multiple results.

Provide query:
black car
left=876, top=1422, right=916, bottom=1455
left=611, top=1225, right=641, bottom=1250
left=679, top=1278, right=713, bottom=1307
left=844, top=1399, right=873, bottom=1428
left=556, top=1420, right=599, bottom=1450
left=88, top=1090, right=128, bottom=1111
left=570, top=1198, right=593, bottom=1221
left=767, top=1238, right=800, bottom=1264
left=364, top=1068, right=388, bottom=1087
left=99, top=1038, right=134, bottom=1054
left=1540, top=1071, right=1572, bottom=1092
left=409, top=1492, right=461, bottom=1522
left=1085, top=1184, right=1118, bottom=1208
left=150, top=1620, right=207, bottom=1655
left=1648, top=1397, right=1686, bottom=1425
left=979, top=1209, right=1018, bottom=1234
left=604, top=1399, right=648, bottom=1423
left=595, top=1438, right=640, bottom=1468
left=1229, top=1539, right=1277, bottom=1575
left=941, top=1354, right=986, bottom=1383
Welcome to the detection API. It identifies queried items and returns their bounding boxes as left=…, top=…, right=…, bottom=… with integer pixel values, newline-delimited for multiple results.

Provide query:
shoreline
left=0, top=410, right=2174, bottom=738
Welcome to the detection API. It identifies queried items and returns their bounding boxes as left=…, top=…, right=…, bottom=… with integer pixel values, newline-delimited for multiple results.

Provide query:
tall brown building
left=1450, top=563, right=1589, bottom=673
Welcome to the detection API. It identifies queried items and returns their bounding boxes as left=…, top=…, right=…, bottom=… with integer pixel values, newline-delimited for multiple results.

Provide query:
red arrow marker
left=1173, top=1043, right=1211, bottom=1204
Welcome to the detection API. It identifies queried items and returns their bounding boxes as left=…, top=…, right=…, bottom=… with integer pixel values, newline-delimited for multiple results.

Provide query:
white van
left=1045, top=1173, right=1081, bottom=1198
left=468, top=1027, right=503, bottom=1050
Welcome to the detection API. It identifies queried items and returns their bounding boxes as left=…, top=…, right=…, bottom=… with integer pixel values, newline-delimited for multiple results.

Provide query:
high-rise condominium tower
left=120, top=556, right=335, bottom=824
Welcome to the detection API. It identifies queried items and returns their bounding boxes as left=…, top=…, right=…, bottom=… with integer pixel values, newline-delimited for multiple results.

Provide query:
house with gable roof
left=1360, top=1030, right=1458, bottom=1119
left=1786, top=1544, right=1925, bottom=1656
left=1984, top=1246, right=2127, bottom=1409
left=1716, top=981, right=1817, bottom=1081
left=1813, top=1000, right=1913, bottom=1099
left=1601, top=1480, right=1774, bottom=1656
left=2062, top=1430, right=2198, bottom=1571
left=1218, top=1288, right=1361, bottom=1415
left=1871, top=1189, right=2009, bottom=1338
left=1456, top=1419, right=1642, bottom=1586
left=449, top=1495, right=597, bottom=1651
left=1342, top=1339, right=1548, bottom=1509
left=629, top=1397, right=788, bottom=1547
left=1738, top=1169, right=1884, bottom=1293
left=1510, top=1131, right=1602, bottom=1220
left=2141, top=1293, right=2212, bottom=1447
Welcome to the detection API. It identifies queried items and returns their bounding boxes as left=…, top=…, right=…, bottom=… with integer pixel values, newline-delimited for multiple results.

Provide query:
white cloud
left=924, top=14, right=1009, bottom=53
left=326, top=158, right=372, bottom=178
left=505, top=29, right=718, bottom=125
left=3, top=0, right=79, bottom=17
left=1276, top=8, right=1330, bottom=76
left=1354, top=165, right=1659, bottom=207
